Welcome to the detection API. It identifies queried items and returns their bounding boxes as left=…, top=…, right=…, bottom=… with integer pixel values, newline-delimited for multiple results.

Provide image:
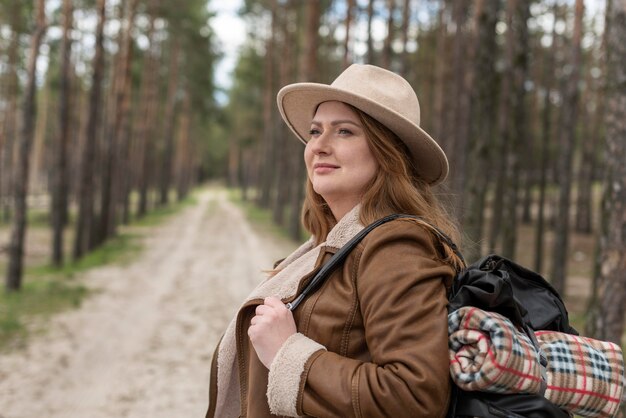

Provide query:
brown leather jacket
left=206, top=215, right=454, bottom=418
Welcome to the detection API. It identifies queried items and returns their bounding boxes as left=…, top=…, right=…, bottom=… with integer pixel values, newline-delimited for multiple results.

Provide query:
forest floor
left=0, top=187, right=598, bottom=417
left=0, top=188, right=296, bottom=418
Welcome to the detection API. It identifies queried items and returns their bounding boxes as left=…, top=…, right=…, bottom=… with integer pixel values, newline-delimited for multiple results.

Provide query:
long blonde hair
left=301, top=104, right=464, bottom=271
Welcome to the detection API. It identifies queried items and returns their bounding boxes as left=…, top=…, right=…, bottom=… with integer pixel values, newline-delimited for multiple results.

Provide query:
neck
left=328, top=199, right=360, bottom=222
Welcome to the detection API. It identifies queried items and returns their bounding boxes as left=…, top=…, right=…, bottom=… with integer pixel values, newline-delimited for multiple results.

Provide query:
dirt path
left=0, top=189, right=295, bottom=418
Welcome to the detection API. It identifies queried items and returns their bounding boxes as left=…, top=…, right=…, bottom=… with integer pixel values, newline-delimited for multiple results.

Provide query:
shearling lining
left=267, top=333, right=326, bottom=416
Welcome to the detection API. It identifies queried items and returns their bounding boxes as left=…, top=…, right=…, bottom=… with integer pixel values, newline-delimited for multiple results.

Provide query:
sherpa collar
left=212, top=205, right=365, bottom=418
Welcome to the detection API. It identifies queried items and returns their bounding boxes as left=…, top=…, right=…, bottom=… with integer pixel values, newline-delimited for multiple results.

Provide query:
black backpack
left=287, top=214, right=577, bottom=418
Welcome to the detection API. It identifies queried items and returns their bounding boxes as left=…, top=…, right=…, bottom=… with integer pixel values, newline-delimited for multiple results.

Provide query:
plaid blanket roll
left=448, top=307, right=625, bottom=418
left=448, top=306, right=543, bottom=394
left=535, top=330, right=624, bottom=418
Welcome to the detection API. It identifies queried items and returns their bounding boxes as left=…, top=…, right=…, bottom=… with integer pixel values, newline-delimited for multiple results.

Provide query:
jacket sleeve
left=298, top=221, right=453, bottom=418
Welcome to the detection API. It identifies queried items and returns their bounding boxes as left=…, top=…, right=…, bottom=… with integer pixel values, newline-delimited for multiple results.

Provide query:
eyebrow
left=310, top=119, right=362, bottom=128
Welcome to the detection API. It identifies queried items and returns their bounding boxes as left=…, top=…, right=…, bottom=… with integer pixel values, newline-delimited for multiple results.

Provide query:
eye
left=309, top=128, right=321, bottom=136
left=338, top=128, right=353, bottom=135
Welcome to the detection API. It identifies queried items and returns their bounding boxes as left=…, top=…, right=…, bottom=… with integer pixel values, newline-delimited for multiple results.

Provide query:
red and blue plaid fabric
left=448, top=306, right=625, bottom=418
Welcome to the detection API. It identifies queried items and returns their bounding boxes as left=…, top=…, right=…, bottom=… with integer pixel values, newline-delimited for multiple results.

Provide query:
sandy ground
left=0, top=189, right=295, bottom=418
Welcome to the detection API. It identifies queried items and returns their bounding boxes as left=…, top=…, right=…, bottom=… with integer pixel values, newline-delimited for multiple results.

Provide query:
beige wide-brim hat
left=276, top=64, right=449, bottom=185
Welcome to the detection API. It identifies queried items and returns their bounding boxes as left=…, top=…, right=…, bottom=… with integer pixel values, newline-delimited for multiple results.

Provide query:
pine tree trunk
left=258, top=0, right=278, bottom=209
left=113, top=0, right=137, bottom=227
left=5, top=0, right=47, bottom=291
left=432, top=1, right=451, bottom=154
left=574, top=109, right=595, bottom=234
left=463, top=0, right=500, bottom=262
left=488, top=0, right=515, bottom=254
left=176, top=88, right=192, bottom=201
left=136, top=4, right=159, bottom=218
left=366, top=0, right=376, bottom=65
left=399, top=0, right=411, bottom=77
left=271, top=3, right=296, bottom=227
left=158, top=36, right=181, bottom=206
left=288, top=0, right=321, bottom=240
left=96, top=1, right=124, bottom=245
left=449, top=0, right=470, bottom=209
left=382, top=0, right=395, bottom=69
left=575, top=62, right=601, bottom=235
left=52, top=0, right=73, bottom=266
left=534, top=3, right=559, bottom=274
left=342, top=0, right=354, bottom=68
left=586, top=0, right=626, bottom=350
left=501, top=0, right=530, bottom=258
left=551, top=0, right=584, bottom=295
left=73, top=0, right=106, bottom=259
left=31, top=74, right=50, bottom=192
left=1, top=3, right=21, bottom=222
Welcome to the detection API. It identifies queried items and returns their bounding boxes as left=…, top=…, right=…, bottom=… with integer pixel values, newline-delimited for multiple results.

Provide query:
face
left=304, top=101, right=379, bottom=219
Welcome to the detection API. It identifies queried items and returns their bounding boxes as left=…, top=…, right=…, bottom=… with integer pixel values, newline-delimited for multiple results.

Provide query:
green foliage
left=227, top=44, right=265, bottom=148
left=0, top=278, right=87, bottom=350
left=198, top=118, right=230, bottom=179
left=132, top=193, right=198, bottom=227
left=29, top=232, right=142, bottom=278
left=228, top=188, right=306, bottom=242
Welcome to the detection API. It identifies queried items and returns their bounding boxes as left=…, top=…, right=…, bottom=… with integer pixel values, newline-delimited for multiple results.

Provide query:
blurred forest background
left=0, top=0, right=625, bottom=346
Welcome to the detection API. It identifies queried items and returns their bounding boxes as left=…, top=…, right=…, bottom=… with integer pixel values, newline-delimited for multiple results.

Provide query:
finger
left=264, top=296, right=285, bottom=308
left=255, top=304, right=271, bottom=316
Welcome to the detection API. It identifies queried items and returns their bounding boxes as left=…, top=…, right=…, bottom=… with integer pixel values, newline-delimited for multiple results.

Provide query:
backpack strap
left=286, top=214, right=463, bottom=311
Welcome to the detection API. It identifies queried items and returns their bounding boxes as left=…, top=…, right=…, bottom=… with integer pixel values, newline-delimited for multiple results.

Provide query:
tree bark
left=176, top=88, right=193, bottom=201
left=271, top=2, right=296, bottom=227
left=534, top=2, right=559, bottom=274
left=551, top=0, right=584, bottom=296
left=399, top=0, right=411, bottom=78
left=52, top=0, right=73, bottom=266
left=575, top=60, right=602, bottom=234
left=158, top=36, right=181, bottom=206
left=500, top=0, right=530, bottom=258
left=366, top=0, right=376, bottom=65
left=289, top=0, right=321, bottom=240
left=432, top=1, right=449, bottom=151
left=488, top=0, right=516, bottom=254
left=73, top=0, right=107, bottom=259
left=96, top=0, right=130, bottom=244
left=382, top=0, right=395, bottom=69
left=5, top=0, right=47, bottom=291
left=342, top=0, right=355, bottom=68
left=449, top=0, right=471, bottom=210
left=462, top=0, right=500, bottom=262
left=136, top=2, right=160, bottom=218
left=0, top=2, right=22, bottom=222
left=258, top=0, right=278, bottom=208
left=586, top=0, right=626, bottom=349
left=113, top=0, right=137, bottom=226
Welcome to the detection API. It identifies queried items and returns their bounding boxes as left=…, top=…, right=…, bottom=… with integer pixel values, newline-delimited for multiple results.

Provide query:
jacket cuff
left=267, top=332, right=326, bottom=416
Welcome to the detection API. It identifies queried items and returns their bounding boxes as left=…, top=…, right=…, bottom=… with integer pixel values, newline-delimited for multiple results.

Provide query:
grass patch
left=228, top=189, right=298, bottom=242
left=131, top=194, right=197, bottom=227
left=0, top=278, right=87, bottom=350
left=0, top=232, right=140, bottom=351
left=27, top=232, right=143, bottom=278
left=0, top=190, right=198, bottom=351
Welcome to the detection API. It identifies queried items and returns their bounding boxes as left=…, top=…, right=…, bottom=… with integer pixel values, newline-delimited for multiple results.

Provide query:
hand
left=248, top=296, right=297, bottom=369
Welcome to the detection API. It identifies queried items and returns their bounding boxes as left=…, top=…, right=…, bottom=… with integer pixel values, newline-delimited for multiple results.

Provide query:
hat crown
left=331, top=64, right=421, bottom=125
left=276, top=64, right=449, bottom=184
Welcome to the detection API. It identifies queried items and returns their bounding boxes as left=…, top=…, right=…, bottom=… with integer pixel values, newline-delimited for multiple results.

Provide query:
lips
left=314, top=163, right=339, bottom=169
left=313, top=162, right=339, bottom=174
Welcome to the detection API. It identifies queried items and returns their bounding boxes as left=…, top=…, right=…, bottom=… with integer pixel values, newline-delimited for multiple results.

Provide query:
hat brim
left=277, top=82, right=449, bottom=185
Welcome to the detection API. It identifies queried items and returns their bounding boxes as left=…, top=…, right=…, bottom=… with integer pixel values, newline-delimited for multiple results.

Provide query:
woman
left=206, top=64, right=463, bottom=418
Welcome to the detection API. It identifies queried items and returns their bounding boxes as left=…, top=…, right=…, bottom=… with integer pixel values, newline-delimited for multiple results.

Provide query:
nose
left=307, top=130, right=331, bottom=155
